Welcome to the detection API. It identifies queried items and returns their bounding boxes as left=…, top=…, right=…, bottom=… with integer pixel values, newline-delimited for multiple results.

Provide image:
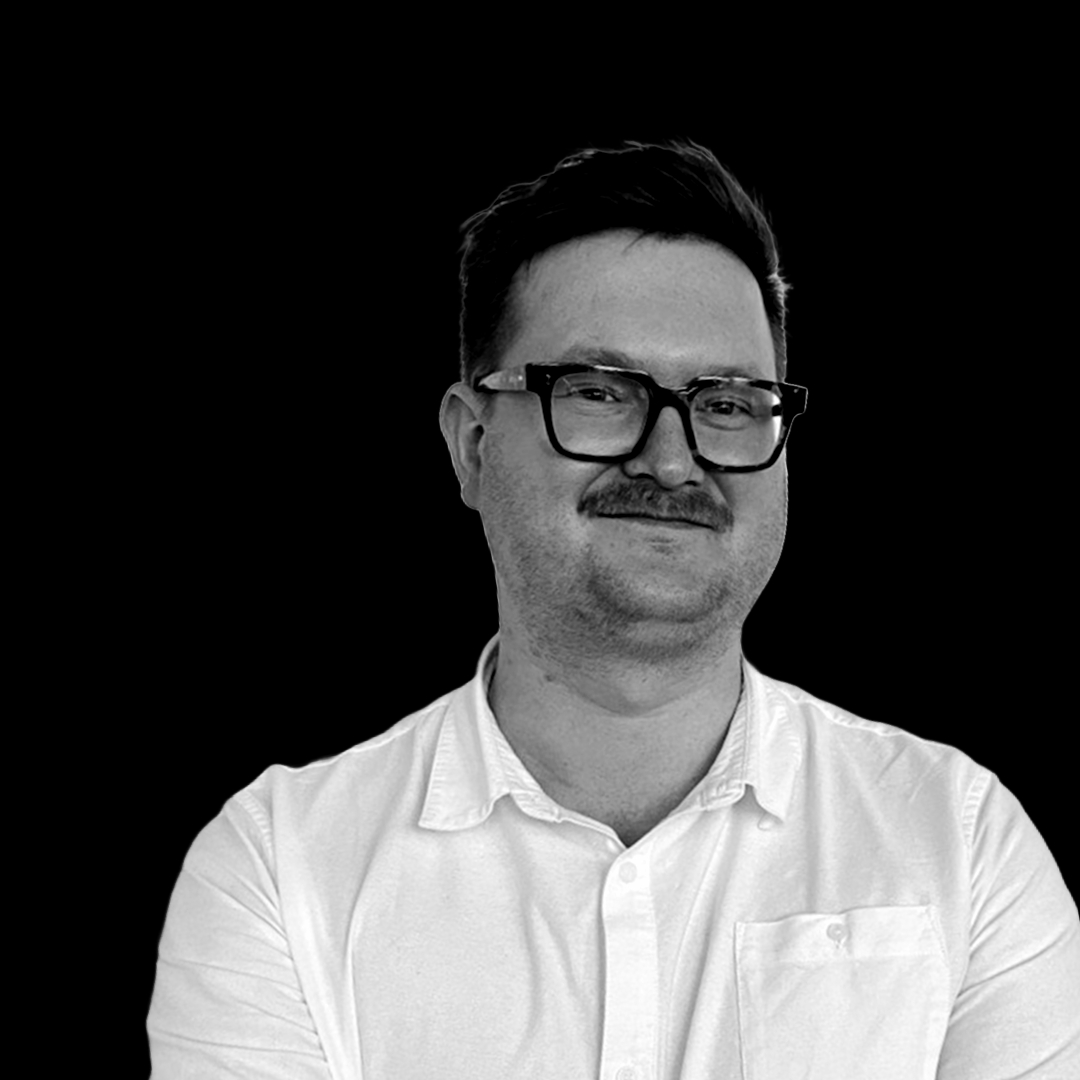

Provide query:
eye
left=553, top=371, right=644, bottom=406
left=567, top=385, right=622, bottom=403
left=700, top=398, right=751, bottom=415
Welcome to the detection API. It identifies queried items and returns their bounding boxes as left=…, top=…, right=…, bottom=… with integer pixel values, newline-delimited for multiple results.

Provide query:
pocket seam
left=735, top=904, right=946, bottom=963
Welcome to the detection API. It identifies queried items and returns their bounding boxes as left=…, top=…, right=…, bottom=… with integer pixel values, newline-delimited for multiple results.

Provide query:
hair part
left=456, top=138, right=793, bottom=420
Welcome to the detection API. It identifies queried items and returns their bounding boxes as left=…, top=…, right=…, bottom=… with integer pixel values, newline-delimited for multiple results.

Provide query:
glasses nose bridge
left=642, top=379, right=699, bottom=451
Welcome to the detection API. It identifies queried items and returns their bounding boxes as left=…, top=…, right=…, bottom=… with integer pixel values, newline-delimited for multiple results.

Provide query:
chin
left=578, top=612, right=729, bottom=667
left=585, top=569, right=733, bottom=627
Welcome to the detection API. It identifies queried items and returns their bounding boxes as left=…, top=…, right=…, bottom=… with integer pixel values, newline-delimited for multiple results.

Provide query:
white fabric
left=148, top=634, right=1080, bottom=1078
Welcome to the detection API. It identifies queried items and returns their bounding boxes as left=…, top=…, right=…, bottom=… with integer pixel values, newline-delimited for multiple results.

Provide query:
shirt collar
left=419, top=632, right=801, bottom=833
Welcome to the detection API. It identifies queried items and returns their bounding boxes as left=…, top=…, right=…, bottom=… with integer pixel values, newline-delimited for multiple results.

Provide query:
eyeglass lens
left=551, top=370, right=784, bottom=467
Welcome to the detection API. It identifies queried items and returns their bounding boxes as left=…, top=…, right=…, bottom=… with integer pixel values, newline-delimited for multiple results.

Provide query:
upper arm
left=147, top=797, right=339, bottom=1080
left=936, top=772, right=1080, bottom=1078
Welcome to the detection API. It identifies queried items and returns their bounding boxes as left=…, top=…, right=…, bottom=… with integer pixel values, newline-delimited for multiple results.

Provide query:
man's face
left=446, top=231, right=789, bottom=672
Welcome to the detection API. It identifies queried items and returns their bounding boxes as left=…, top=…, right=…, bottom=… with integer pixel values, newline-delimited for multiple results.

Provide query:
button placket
left=600, top=853, right=658, bottom=1080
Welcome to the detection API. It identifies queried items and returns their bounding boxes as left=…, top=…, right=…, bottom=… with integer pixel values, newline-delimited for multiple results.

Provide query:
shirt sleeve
left=147, top=794, right=337, bottom=1080
left=937, top=770, right=1080, bottom=1079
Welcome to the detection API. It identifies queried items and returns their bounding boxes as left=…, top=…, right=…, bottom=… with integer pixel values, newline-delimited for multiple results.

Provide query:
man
left=148, top=139, right=1079, bottom=1078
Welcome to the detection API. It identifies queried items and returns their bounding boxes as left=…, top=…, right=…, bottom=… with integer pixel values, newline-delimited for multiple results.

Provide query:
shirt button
left=827, top=922, right=848, bottom=943
left=619, top=862, right=638, bottom=883
left=616, top=1067, right=637, bottom=1080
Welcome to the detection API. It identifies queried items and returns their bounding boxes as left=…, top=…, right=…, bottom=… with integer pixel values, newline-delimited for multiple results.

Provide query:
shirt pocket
left=734, top=904, right=950, bottom=1080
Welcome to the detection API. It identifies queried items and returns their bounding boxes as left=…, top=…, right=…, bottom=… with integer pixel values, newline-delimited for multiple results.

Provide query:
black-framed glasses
left=474, top=363, right=808, bottom=473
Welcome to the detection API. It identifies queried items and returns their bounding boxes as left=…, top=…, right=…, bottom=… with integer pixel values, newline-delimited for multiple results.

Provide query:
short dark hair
left=456, top=138, right=793, bottom=413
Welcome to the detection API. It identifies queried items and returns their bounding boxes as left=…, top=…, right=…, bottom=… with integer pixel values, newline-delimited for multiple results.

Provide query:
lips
left=599, top=513, right=707, bottom=528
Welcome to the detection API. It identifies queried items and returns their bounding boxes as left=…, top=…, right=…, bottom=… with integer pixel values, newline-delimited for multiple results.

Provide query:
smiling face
left=443, top=230, right=789, bottom=676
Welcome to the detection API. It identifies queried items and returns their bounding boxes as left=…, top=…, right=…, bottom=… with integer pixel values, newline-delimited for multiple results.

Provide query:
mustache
left=583, top=483, right=730, bottom=531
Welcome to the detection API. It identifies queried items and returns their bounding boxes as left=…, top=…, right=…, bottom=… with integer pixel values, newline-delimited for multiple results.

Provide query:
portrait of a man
left=146, top=136, right=1079, bottom=1079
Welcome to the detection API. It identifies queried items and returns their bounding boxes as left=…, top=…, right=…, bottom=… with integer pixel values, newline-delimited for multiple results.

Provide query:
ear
left=439, top=382, right=490, bottom=510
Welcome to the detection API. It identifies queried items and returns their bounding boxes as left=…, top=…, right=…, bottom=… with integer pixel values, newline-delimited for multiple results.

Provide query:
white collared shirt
left=148, top=634, right=1080, bottom=1078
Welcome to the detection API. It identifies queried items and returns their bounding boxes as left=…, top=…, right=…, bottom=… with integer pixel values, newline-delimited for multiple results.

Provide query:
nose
left=622, top=405, right=702, bottom=489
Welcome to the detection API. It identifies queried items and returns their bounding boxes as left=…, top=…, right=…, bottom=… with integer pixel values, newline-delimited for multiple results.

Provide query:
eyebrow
left=547, top=344, right=766, bottom=382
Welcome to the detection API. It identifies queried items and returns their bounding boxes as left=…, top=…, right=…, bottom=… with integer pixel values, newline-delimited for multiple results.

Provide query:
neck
left=488, top=627, right=744, bottom=825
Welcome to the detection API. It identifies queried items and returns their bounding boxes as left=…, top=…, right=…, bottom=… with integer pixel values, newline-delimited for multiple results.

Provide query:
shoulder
left=754, top=666, right=991, bottom=812
left=228, top=688, right=459, bottom=841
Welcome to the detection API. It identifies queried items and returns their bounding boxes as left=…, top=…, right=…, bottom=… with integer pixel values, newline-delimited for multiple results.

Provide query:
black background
left=129, top=67, right=1071, bottom=1073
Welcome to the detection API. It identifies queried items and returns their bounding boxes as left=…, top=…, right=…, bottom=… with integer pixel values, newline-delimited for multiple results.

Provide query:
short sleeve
left=936, top=771, right=1080, bottom=1078
left=147, top=795, right=335, bottom=1079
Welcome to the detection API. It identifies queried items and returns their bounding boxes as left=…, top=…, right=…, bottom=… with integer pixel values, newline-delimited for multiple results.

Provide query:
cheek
left=484, top=425, right=589, bottom=525
left=737, top=472, right=788, bottom=550
left=480, top=431, right=558, bottom=536
left=727, top=463, right=784, bottom=517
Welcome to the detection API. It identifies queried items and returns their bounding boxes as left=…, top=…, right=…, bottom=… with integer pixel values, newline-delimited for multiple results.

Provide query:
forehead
left=510, top=231, right=776, bottom=382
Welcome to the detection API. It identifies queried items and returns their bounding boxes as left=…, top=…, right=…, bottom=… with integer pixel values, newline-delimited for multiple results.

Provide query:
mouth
left=597, top=514, right=708, bottom=530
